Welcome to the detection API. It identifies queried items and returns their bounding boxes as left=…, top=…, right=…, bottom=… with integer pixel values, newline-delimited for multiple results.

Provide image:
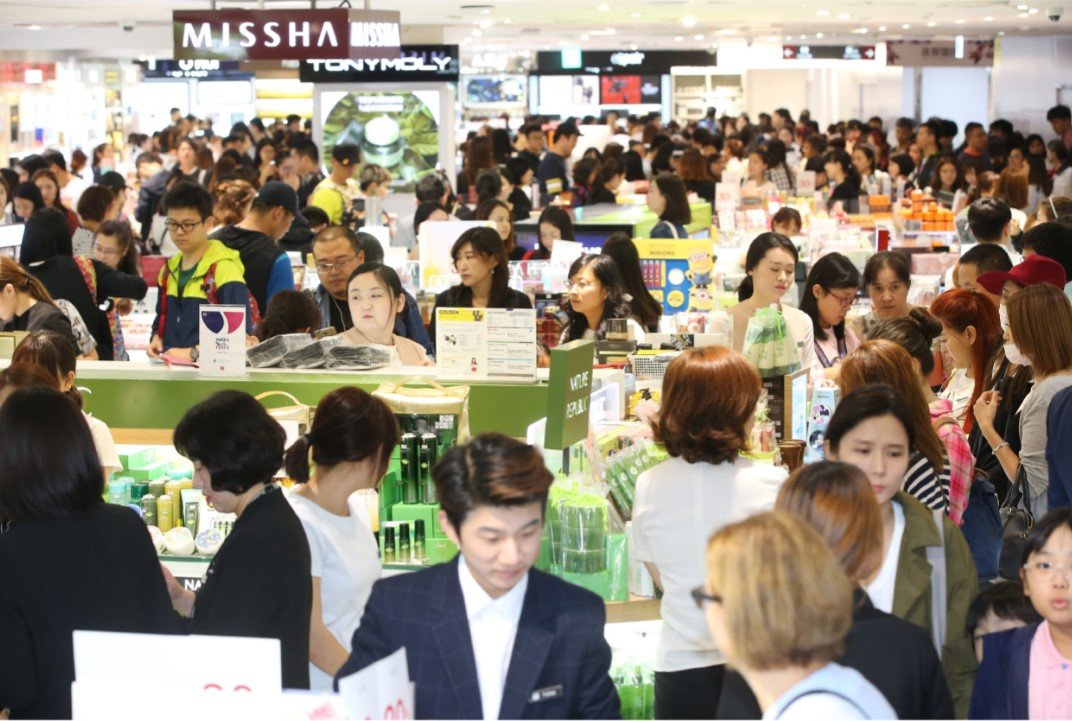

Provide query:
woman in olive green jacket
left=825, top=385, right=978, bottom=719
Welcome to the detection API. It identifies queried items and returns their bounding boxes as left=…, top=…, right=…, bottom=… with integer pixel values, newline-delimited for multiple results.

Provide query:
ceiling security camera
left=121, top=21, right=136, bottom=32
left=1048, top=6, right=1064, bottom=21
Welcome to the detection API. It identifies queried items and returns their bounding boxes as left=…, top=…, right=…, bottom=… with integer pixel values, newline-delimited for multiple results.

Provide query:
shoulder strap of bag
left=73, top=256, right=97, bottom=299
left=932, top=414, right=959, bottom=433
left=668, top=221, right=680, bottom=239
left=926, top=509, right=948, bottom=656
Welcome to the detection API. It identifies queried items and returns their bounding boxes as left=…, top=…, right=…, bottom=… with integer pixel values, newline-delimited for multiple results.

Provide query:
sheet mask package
left=741, top=305, right=802, bottom=378
left=247, top=334, right=314, bottom=368
left=547, top=476, right=608, bottom=575
left=279, top=335, right=346, bottom=369
left=325, top=344, right=397, bottom=370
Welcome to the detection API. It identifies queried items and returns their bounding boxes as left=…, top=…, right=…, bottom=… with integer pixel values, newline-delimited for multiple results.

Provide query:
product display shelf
left=514, top=201, right=713, bottom=250
left=67, top=361, right=570, bottom=440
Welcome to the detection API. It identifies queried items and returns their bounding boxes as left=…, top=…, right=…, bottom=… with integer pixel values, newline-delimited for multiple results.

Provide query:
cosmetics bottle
left=383, top=526, right=396, bottom=563
left=398, top=522, right=411, bottom=560
left=413, top=519, right=426, bottom=562
left=140, top=494, right=158, bottom=527
left=157, top=494, right=174, bottom=532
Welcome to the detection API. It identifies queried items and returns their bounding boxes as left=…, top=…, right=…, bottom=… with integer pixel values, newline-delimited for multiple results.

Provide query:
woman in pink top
left=970, top=508, right=1072, bottom=719
left=799, top=252, right=861, bottom=382
left=870, top=310, right=975, bottom=524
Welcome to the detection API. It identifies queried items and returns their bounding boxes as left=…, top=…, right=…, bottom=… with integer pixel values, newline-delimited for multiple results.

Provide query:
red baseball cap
left=976, top=253, right=1068, bottom=295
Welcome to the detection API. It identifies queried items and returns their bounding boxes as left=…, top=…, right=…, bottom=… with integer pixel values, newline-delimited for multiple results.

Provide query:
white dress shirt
left=458, top=556, right=529, bottom=721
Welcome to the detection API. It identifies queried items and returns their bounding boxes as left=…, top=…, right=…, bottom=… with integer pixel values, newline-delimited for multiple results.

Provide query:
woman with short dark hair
left=0, top=387, right=179, bottom=719
left=633, top=346, right=788, bottom=719
left=165, top=390, right=313, bottom=690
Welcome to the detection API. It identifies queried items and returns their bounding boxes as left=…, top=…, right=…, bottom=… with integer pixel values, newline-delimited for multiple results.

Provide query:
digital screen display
left=599, top=75, right=662, bottom=105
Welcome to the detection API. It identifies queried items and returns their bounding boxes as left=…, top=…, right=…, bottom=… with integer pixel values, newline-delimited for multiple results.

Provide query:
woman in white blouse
left=284, top=386, right=399, bottom=691
left=633, top=346, right=787, bottom=718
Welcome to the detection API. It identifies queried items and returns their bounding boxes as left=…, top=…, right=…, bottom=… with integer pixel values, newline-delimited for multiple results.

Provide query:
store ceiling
left=1, top=0, right=1071, bottom=53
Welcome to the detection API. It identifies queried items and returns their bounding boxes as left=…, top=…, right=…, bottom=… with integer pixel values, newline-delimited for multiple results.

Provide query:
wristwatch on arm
left=190, top=346, right=199, bottom=363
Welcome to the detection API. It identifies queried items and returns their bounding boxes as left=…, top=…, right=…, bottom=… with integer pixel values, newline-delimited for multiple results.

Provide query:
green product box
left=118, top=447, right=156, bottom=472
left=391, top=503, right=445, bottom=539
left=557, top=533, right=628, bottom=601
left=128, top=459, right=174, bottom=481
left=427, top=537, right=458, bottom=564
left=378, top=468, right=399, bottom=523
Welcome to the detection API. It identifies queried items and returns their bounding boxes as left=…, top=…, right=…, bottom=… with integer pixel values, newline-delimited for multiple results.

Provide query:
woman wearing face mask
left=852, top=251, right=914, bottom=340
left=798, top=252, right=860, bottom=378
left=524, top=206, right=575, bottom=261
left=430, top=227, right=532, bottom=351
left=823, top=384, right=979, bottom=718
left=560, top=254, right=645, bottom=343
left=976, top=283, right=1072, bottom=519
left=341, top=263, right=432, bottom=366
left=725, top=233, right=819, bottom=377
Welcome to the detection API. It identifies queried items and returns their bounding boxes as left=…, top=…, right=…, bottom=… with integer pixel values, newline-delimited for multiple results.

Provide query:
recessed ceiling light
left=718, top=27, right=736, bottom=35
left=816, top=9, right=830, bottom=16
left=694, top=33, right=705, bottom=40
left=580, top=33, right=589, bottom=40
left=902, top=23, right=910, bottom=29
left=816, top=31, right=824, bottom=38
left=630, top=12, right=642, bottom=18
left=479, top=19, right=493, bottom=29
left=1016, top=4, right=1028, bottom=10
left=481, top=8, right=490, bottom=14
left=1029, top=7, right=1040, bottom=14
left=785, top=34, right=792, bottom=40
left=683, top=15, right=697, bottom=28
left=471, top=29, right=481, bottom=36
left=955, top=18, right=965, bottom=24
left=597, top=2, right=610, bottom=10
left=1019, top=12, right=1029, bottom=17
left=927, top=21, right=937, bottom=27
left=503, top=18, right=512, bottom=24
left=630, top=43, right=638, bottom=50
left=27, top=23, right=41, bottom=30
left=675, top=35, right=684, bottom=41
left=998, top=30, right=1006, bottom=35
left=878, top=25, right=887, bottom=31
left=799, top=34, right=806, bottom=39
left=984, top=16, right=993, bottom=21
left=838, top=12, right=851, bottom=20
left=854, top=27, right=869, bottom=34
left=606, top=28, right=616, bottom=34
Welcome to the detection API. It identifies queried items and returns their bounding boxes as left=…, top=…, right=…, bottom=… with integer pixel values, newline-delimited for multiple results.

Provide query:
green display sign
left=544, top=340, right=596, bottom=451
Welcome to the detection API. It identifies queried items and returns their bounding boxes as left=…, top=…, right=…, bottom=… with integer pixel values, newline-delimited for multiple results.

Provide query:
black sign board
left=535, top=49, right=716, bottom=76
left=140, top=59, right=247, bottom=80
left=299, top=44, right=460, bottom=83
left=781, top=45, right=876, bottom=61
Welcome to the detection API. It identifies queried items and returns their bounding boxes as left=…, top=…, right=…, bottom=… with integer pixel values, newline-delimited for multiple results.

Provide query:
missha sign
left=172, top=9, right=401, bottom=61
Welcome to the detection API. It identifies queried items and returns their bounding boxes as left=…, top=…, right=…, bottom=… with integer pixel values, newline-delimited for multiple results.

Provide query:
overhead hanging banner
left=886, top=40, right=994, bottom=67
left=172, top=9, right=402, bottom=61
left=781, top=45, right=876, bottom=61
left=300, top=45, right=460, bottom=83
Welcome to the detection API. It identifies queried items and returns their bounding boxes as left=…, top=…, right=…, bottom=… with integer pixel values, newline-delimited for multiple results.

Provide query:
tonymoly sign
left=172, top=9, right=401, bottom=61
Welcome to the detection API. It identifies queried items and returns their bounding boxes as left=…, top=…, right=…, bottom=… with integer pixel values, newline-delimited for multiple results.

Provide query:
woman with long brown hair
left=676, top=148, right=714, bottom=202
left=0, top=256, right=78, bottom=352
left=456, top=136, right=495, bottom=201
left=839, top=339, right=950, bottom=513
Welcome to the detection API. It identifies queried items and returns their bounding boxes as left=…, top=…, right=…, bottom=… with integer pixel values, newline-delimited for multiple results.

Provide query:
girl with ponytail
left=0, top=256, right=79, bottom=352
left=283, top=386, right=400, bottom=691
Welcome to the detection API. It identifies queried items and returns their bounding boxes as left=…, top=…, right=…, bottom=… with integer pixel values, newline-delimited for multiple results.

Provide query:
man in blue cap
left=212, top=180, right=297, bottom=312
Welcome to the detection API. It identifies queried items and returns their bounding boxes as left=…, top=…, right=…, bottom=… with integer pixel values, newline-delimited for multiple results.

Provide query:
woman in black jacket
left=20, top=208, right=147, bottom=360
left=0, top=387, right=179, bottom=719
left=716, top=460, right=954, bottom=721
left=163, top=390, right=312, bottom=690
left=429, top=227, right=532, bottom=351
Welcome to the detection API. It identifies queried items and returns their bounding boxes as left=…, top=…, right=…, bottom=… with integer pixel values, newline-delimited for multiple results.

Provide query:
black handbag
left=998, top=466, right=1034, bottom=581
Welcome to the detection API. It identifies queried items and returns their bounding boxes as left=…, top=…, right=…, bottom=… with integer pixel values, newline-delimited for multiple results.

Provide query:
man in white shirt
left=336, top=433, right=620, bottom=720
left=42, top=150, right=88, bottom=211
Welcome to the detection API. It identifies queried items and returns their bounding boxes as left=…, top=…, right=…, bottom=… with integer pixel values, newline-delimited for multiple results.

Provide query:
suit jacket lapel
left=431, top=559, right=484, bottom=720
left=498, top=573, right=555, bottom=720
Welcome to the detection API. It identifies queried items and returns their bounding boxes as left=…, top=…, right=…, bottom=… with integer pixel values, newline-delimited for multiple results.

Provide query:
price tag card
left=198, top=304, right=246, bottom=377
left=337, top=647, right=415, bottom=721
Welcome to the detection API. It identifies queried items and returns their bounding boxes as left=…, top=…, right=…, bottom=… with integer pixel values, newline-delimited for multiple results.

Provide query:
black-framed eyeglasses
left=690, top=585, right=722, bottom=609
left=163, top=219, right=203, bottom=234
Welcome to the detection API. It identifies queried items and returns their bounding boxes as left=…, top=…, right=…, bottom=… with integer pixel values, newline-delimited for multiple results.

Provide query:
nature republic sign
left=172, top=9, right=401, bottom=61
left=544, top=340, right=596, bottom=451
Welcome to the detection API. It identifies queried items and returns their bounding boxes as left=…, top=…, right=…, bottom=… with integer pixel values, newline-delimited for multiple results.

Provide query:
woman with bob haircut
left=979, top=282, right=1072, bottom=518
left=633, top=346, right=787, bottom=718
left=0, top=387, right=178, bottom=719
left=429, top=226, right=532, bottom=352
left=341, top=263, right=432, bottom=366
left=868, top=313, right=975, bottom=526
left=840, top=339, right=951, bottom=513
left=164, top=390, right=312, bottom=690
left=559, top=254, right=646, bottom=343
left=823, top=384, right=978, bottom=716
left=647, top=173, right=692, bottom=239
left=285, top=387, right=399, bottom=691
left=700, top=511, right=896, bottom=720
left=852, top=251, right=913, bottom=340
left=717, top=461, right=954, bottom=720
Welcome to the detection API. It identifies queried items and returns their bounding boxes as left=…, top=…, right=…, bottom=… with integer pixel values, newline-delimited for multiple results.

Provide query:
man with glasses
left=148, top=182, right=252, bottom=363
left=310, top=226, right=433, bottom=354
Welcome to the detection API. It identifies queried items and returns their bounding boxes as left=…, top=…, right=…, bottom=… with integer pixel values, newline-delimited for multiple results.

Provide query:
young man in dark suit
left=336, top=433, right=620, bottom=720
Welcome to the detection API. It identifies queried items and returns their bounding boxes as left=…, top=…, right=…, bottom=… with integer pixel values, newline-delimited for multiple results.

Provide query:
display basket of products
left=372, top=378, right=471, bottom=441
left=627, top=352, right=678, bottom=382
left=279, top=335, right=346, bottom=369
left=246, top=333, right=313, bottom=368
left=741, top=305, right=802, bottom=378
left=324, top=344, right=396, bottom=370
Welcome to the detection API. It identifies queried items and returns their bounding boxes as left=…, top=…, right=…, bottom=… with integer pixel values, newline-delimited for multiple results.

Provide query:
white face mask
left=1004, top=341, right=1031, bottom=366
